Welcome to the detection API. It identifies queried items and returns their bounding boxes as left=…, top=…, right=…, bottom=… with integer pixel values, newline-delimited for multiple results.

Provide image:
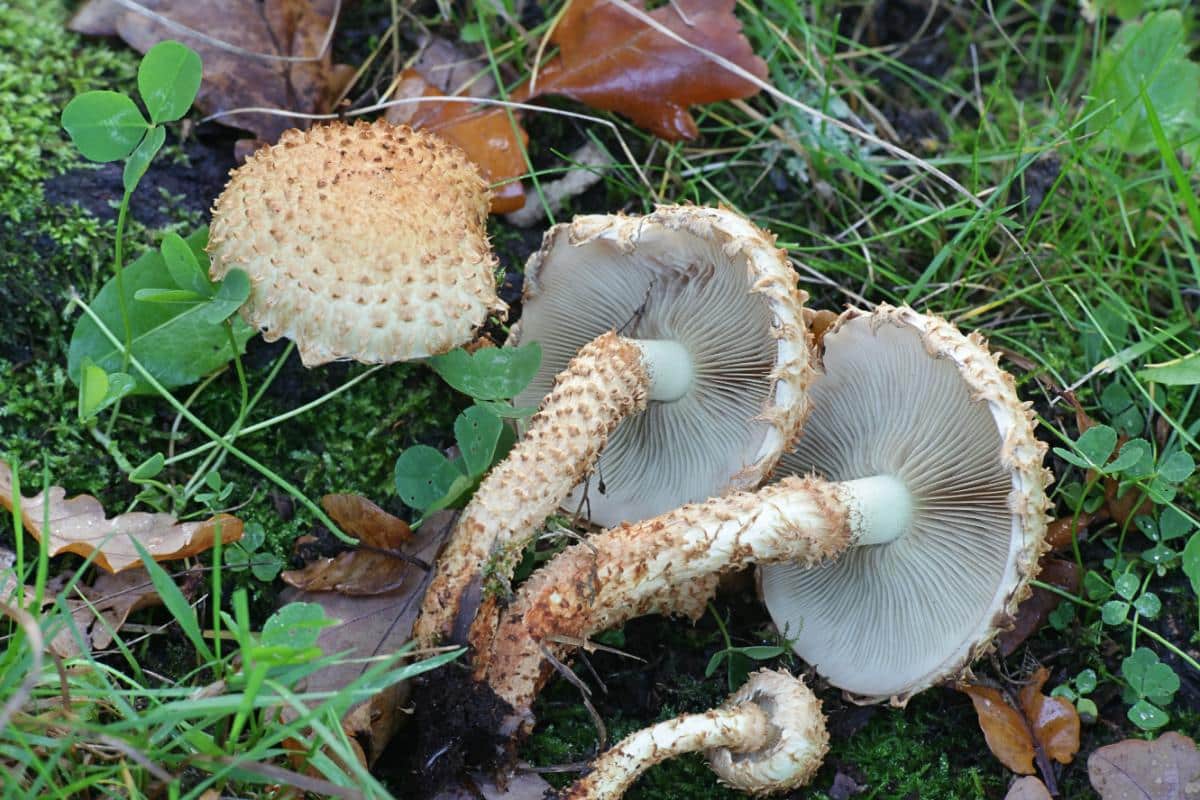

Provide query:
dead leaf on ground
left=1089, top=731, right=1200, bottom=800
left=512, top=0, right=768, bottom=140
left=279, top=510, right=456, bottom=766
left=385, top=68, right=529, bottom=213
left=51, top=568, right=167, bottom=658
left=69, top=0, right=354, bottom=143
left=431, top=771, right=556, bottom=800
left=961, top=667, right=1080, bottom=785
left=282, top=494, right=421, bottom=595
left=1046, top=512, right=1095, bottom=551
left=1005, top=776, right=1052, bottom=800
left=0, top=462, right=242, bottom=574
left=998, top=557, right=1080, bottom=656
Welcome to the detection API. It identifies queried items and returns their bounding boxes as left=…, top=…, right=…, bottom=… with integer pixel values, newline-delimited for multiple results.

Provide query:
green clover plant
left=393, top=342, right=541, bottom=522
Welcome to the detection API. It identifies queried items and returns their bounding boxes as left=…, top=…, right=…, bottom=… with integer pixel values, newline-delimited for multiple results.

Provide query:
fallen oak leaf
left=386, top=69, right=529, bottom=213
left=0, top=461, right=242, bottom=574
left=998, top=557, right=1080, bottom=657
left=281, top=494, right=420, bottom=595
left=512, top=0, right=768, bottom=140
left=68, top=0, right=354, bottom=143
left=279, top=510, right=458, bottom=766
left=961, top=667, right=1080, bottom=786
left=1088, top=731, right=1200, bottom=800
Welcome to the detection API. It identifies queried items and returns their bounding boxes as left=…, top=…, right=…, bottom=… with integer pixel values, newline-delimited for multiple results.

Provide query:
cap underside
left=515, top=222, right=776, bottom=528
left=761, top=314, right=1015, bottom=701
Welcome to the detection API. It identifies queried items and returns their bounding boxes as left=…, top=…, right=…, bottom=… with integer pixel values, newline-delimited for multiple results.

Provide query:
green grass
left=2, top=0, right=1199, bottom=797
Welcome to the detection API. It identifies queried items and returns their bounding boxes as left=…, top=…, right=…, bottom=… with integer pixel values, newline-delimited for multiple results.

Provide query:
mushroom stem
left=630, top=339, right=693, bottom=402
left=562, top=670, right=828, bottom=800
left=561, top=706, right=770, bottom=800
left=413, top=332, right=650, bottom=647
left=840, top=474, right=914, bottom=546
left=477, top=476, right=852, bottom=727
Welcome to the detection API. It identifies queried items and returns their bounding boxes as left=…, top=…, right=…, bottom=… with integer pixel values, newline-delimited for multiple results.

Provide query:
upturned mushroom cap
left=760, top=305, right=1051, bottom=704
left=208, top=120, right=505, bottom=366
left=511, top=206, right=810, bottom=527
left=707, top=669, right=829, bottom=795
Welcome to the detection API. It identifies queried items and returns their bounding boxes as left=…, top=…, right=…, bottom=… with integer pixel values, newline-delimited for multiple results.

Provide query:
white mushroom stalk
left=561, top=671, right=828, bottom=800
left=414, top=206, right=810, bottom=647
left=477, top=306, right=1050, bottom=731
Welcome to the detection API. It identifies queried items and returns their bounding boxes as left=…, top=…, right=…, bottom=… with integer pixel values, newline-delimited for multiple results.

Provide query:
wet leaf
left=68, top=0, right=354, bottom=143
left=279, top=511, right=458, bottom=765
left=998, top=557, right=1080, bottom=656
left=0, top=462, right=242, bottom=574
left=1088, top=731, right=1200, bottom=799
left=386, top=69, right=529, bottom=214
left=1017, top=668, right=1081, bottom=766
left=961, top=668, right=1080, bottom=776
left=281, top=494, right=419, bottom=595
left=52, top=569, right=166, bottom=657
left=513, top=0, right=768, bottom=140
left=1005, top=777, right=1052, bottom=800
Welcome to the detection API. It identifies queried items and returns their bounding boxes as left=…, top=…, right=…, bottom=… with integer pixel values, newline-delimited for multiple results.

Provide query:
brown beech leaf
left=279, top=511, right=456, bottom=765
left=1005, top=776, right=1052, bottom=800
left=386, top=69, right=529, bottom=214
left=68, top=0, right=354, bottom=143
left=998, top=557, right=1080, bottom=656
left=281, top=494, right=423, bottom=595
left=513, top=0, right=768, bottom=140
left=961, top=684, right=1037, bottom=775
left=0, top=463, right=241, bottom=574
left=1088, top=732, right=1200, bottom=800
left=1018, top=667, right=1081, bottom=766
left=961, top=668, right=1080, bottom=777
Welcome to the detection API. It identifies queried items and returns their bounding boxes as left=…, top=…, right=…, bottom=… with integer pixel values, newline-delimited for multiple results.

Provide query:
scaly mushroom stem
left=563, top=705, right=768, bottom=800
left=477, top=476, right=856, bottom=731
left=563, top=670, right=828, bottom=800
left=414, top=332, right=650, bottom=647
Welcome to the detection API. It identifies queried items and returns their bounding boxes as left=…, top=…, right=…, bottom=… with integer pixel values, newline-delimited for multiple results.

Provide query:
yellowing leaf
left=0, top=462, right=241, bottom=574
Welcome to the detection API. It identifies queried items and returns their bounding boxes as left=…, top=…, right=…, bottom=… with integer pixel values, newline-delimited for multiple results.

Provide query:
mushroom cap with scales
left=208, top=119, right=506, bottom=367
left=511, top=205, right=810, bottom=528
left=760, top=305, right=1051, bottom=705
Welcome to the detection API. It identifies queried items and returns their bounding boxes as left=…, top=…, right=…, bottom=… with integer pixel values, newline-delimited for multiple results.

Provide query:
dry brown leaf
left=68, top=0, right=353, bottom=143
left=961, top=668, right=1080, bottom=780
left=281, top=494, right=422, bottom=595
left=1046, top=512, right=1094, bottom=551
left=0, top=462, right=242, bottom=574
left=512, top=0, right=768, bottom=140
left=1089, top=732, right=1200, bottom=800
left=279, top=511, right=456, bottom=765
left=961, top=683, right=1037, bottom=775
left=998, top=557, right=1080, bottom=657
left=51, top=568, right=166, bottom=658
left=386, top=69, right=529, bottom=214
left=1005, top=776, right=1052, bottom=800
left=1018, top=668, right=1081, bottom=767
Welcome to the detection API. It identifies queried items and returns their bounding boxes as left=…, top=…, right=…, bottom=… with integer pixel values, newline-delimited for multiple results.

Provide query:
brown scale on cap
left=208, top=119, right=505, bottom=366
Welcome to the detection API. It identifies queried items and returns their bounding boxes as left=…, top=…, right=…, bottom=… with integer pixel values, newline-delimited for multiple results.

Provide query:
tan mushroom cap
left=208, top=120, right=505, bottom=366
left=512, top=205, right=810, bottom=527
left=760, top=305, right=1051, bottom=704
left=707, top=670, right=829, bottom=795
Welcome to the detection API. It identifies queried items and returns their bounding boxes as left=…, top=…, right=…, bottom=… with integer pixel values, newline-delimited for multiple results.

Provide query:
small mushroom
left=479, top=305, right=1050, bottom=732
left=413, top=206, right=809, bottom=647
left=208, top=119, right=505, bottom=366
left=562, top=670, right=827, bottom=800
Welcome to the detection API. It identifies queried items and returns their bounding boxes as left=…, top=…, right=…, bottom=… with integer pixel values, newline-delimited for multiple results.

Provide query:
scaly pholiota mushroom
left=562, top=670, right=827, bottom=800
left=478, top=304, right=1050, bottom=734
left=414, top=205, right=810, bottom=647
left=208, top=119, right=505, bottom=366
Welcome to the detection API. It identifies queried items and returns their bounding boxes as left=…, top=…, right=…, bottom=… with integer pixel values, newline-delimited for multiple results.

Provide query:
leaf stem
left=70, top=294, right=356, bottom=546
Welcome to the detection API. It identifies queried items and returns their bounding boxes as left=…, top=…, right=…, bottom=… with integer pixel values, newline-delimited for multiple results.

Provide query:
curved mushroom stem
left=476, top=476, right=856, bottom=731
left=562, top=669, right=828, bottom=800
left=561, top=705, right=769, bottom=800
left=414, top=331, right=650, bottom=647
